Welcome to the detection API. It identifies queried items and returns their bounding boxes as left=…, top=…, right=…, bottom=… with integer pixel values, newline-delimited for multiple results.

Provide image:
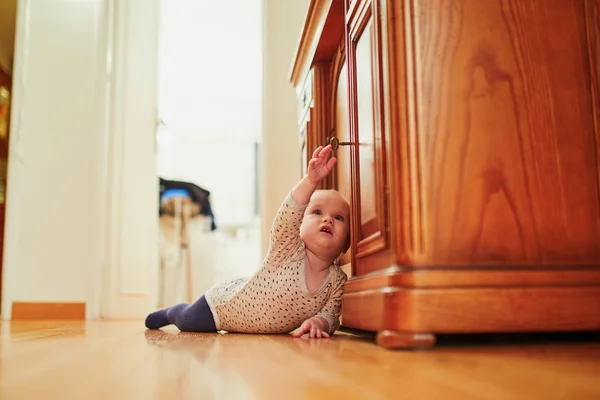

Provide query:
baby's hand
left=307, top=145, right=336, bottom=184
left=290, top=317, right=330, bottom=339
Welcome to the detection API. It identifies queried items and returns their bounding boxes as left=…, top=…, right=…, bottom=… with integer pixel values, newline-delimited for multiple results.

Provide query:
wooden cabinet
left=290, top=0, right=600, bottom=349
left=0, top=66, right=11, bottom=311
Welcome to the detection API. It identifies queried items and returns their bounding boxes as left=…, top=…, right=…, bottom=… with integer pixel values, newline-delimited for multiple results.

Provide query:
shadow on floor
left=338, top=326, right=600, bottom=349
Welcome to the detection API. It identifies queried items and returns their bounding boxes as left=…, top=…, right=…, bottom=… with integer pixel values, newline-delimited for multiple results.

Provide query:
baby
left=145, top=144, right=350, bottom=338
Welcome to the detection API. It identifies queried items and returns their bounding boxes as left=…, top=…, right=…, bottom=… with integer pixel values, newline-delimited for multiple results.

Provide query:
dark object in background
left=159, top=178, right=217, bottom=231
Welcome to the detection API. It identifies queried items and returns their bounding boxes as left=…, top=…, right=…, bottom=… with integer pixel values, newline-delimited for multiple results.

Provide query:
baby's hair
left=310, top=190, right=351, bottom=220
left=313, top=189, right=350, bottom=208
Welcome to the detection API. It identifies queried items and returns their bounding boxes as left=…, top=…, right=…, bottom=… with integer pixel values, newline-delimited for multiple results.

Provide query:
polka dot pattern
left=205, top=191, right=348, bottom=335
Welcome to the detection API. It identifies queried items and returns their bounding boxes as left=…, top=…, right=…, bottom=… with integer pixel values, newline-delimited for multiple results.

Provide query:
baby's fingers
left=316, top=330, right=330, bottom=339
left=312, top=146, right=323, bottom=159
left=291, top=326, right=307, bottom=337
left=319, top=145, right=332, bottom=160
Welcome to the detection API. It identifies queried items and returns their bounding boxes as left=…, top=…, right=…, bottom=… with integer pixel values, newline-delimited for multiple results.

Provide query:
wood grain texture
left=302, top=65, right=332, bottom=191
left=3, top=321, right=600, bottom=398
left=333, top=61, right=354, bottom=267
left=585, top=0, right=600, bottom=212
left=347, top=0, right=394, bottom=275
left=289, top=0, right=333, bottom=86
left=380, top=0, right=423, bottom=266
left=0, top=67, right=10, bottom=312
left=290, top=0, right=600, bottom=347
left=344, top=266, right=600, bottom=291
left=289, top=0, right=345, bottom=87
left=342, top=285, right=600, bottom=333
left=412, top=0, right=600, bottom=266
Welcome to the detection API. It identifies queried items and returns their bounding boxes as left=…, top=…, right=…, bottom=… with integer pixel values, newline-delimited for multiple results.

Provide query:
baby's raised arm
left=264, top=145, right=337, bottom=266
left=291, top=145, right=336, bottom=205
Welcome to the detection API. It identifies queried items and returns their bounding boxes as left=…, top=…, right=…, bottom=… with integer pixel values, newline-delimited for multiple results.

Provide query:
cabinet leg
left=375, top=330, right=436, bottom=349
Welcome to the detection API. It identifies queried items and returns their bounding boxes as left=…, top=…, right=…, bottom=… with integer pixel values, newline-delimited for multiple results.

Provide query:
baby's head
left=300, top=189, right=351, bottom=263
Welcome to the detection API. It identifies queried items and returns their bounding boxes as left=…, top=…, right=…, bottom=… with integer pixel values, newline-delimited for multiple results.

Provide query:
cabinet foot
left=375, top=330, right=436, bottom=349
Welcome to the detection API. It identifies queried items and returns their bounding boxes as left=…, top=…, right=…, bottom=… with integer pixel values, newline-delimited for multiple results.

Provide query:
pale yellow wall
left=260, top=0, right=310, bottom=255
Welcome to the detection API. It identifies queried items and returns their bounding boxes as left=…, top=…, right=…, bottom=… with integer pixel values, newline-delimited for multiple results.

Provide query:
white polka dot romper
left=204, top=191, right=348, bottom=335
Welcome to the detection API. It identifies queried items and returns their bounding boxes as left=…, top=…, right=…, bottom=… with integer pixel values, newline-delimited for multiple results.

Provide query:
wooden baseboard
left=11, top=302, right=86, bottom=320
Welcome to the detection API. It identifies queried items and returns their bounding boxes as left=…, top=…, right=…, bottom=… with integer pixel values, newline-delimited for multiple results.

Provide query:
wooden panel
left=312, top=64, right=331, bottom=173
left=346, top=0, right=360, bottom=21
left=348, top=0, right=390, bottom=269
left=11, top=302, right=86, bottom=320
left=354, top=18, right=377, bottom=237
left=342, top=286, right=600, bottom=333
left=333, top=65, right=351, bottom=202
left=333, top=62, right=353, bottom=268
left=0, top=67, right=10, bottom=311
left=345, top=266, right=600, bottom=291
left=410, top=0, right=600, bottom=267
left=289, top=0, right=345, bottom=87
left=586, top=0, right=600, bottom=200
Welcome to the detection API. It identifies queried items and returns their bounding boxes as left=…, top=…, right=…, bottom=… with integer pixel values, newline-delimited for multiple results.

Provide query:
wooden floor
left=0, top=321, right=599, bottom=399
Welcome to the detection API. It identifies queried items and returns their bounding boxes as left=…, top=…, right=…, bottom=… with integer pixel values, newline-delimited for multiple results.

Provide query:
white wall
left=2, top=0, right=160, bottom=320
left=260, top=0, right=310, bottom=255
left=2, top=0, right=110, bottom=317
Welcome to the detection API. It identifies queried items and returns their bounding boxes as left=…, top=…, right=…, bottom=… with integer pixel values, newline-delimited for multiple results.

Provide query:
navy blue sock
left=144, top=295, right=216, bottom=332
left=145, top=308, right=170, bottom=329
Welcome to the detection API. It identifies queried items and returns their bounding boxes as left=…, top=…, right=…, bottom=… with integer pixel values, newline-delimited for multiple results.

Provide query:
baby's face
left=300, top=191, right=350, bottom=260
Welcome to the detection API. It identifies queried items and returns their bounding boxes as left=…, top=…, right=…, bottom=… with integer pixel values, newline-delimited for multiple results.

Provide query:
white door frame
left=90, top=0, right=161, bottom=320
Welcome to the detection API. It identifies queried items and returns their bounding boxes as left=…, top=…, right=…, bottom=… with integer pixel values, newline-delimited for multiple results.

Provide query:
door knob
left=328, top=137, right=353, bottom=151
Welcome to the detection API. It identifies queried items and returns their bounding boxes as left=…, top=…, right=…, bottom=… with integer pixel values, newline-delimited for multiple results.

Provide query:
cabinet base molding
left=342, top=267, right=600, bottom=348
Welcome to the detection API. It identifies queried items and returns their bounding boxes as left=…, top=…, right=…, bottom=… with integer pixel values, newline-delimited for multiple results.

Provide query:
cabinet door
left=332, top=60, right=354, bottom=271
left=347, top=0, right=392, bottom=275
left=409, top=0, right=600, bottom=266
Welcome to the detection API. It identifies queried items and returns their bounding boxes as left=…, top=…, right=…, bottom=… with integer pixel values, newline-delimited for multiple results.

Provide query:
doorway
left=155, top=0, right=264, bottom=306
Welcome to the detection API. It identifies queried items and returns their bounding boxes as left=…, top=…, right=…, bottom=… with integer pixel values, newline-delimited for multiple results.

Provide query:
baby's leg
left=145, top=295, right=216, bottom=332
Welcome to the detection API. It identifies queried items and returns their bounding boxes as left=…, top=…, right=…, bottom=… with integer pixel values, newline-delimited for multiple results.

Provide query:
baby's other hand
left=290, top=317, right=330, bottom=339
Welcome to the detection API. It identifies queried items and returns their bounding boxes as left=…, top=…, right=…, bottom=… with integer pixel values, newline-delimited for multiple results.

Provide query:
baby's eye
left=313, top=209, right=322, bottom=215
left=335, top=215, right=344, bottom=222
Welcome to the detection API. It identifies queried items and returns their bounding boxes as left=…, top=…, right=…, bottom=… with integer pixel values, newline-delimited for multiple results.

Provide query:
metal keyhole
left=329, top=137, right=353, bottom=151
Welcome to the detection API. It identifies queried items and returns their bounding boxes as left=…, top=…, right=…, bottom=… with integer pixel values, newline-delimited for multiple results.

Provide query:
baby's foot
left=145, top=309, right=170, bottom=329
